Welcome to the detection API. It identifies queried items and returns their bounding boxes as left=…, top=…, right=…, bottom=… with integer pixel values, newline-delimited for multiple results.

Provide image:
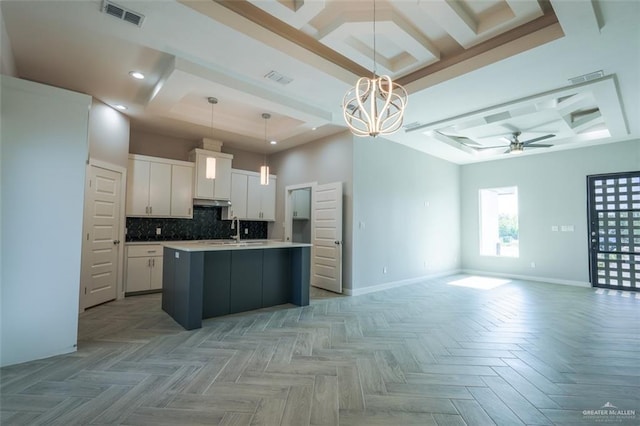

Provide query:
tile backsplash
left=126, top=206, right=267, bottom=242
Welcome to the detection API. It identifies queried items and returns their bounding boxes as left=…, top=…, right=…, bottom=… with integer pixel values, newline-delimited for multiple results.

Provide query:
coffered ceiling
left=1, top=0, right=638, bottom=163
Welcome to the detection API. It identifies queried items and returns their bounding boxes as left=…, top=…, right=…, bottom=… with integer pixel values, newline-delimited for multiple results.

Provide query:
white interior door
left=312, top=182, right=343, bottom=293
left=81, top=165, right=122, bottom=309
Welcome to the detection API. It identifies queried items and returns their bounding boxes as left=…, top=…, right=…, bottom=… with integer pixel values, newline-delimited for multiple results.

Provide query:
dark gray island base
left=161, top=242, right=311, bottom=330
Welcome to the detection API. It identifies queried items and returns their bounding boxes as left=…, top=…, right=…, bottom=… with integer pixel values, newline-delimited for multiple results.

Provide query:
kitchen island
left=162, top=241, right=311, bottom=330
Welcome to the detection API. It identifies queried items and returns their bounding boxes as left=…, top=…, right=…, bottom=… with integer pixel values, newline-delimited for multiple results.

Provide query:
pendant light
left=260, top=113, right=270, bottom=186
left=342, top=0, right=407, bottom=137
left=205, top=97, right=217, bottom=179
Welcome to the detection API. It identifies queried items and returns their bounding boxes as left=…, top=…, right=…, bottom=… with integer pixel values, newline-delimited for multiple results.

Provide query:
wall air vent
left=264, top=70, right=293, bottom=85
left=102, top=0, right=145, bottom=27
left=569, top=70, right=604, bottom=85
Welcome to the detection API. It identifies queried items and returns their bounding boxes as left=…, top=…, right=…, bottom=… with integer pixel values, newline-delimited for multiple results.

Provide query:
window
left=480, top=186, right=519, bottom=257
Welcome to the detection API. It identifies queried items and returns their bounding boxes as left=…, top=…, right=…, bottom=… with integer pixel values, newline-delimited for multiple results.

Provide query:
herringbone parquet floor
left=1, top=275, right=639, bottom=425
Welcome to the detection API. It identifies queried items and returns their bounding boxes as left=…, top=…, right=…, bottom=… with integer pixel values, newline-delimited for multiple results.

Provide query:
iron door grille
left=587, top=171, right=640, bottom=291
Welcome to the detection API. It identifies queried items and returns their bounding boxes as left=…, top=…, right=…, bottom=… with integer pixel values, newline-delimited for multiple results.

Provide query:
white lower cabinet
left=125, top=244, right=163, bottom=293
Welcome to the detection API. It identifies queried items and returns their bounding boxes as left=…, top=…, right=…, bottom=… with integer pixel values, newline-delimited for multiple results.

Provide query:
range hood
left=193, top=199, right=231, bottom=207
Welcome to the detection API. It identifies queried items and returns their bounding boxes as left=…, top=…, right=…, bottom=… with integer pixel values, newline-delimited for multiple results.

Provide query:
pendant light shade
left=260, top=113, right=271, bottom=186
left=260, top=165, right=269, bottom=185
left=342, top=0, right=407, bottom=137
left=205, top=97, right=217, bottom=180
left=205, top=157, right=216, bottom=178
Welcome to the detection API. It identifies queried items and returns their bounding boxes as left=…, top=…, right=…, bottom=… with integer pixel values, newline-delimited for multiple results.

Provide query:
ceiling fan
left=496, top=132, right=555, bottom=154
left=439, top=131, right=555, bottom=154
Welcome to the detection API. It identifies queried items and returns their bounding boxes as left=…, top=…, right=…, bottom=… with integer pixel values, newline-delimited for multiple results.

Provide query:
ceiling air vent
left=264, top=70, right=293, bottom=85
left=569, top=70, right=604, bottom=85
left=403, top=121, right=423, bottom=131
left=102, top=0, right=145, bottom=27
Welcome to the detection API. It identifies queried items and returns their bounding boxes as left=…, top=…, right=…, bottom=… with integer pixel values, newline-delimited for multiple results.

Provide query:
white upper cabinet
left=247, top=174, right=276, bottom=221
left=292, top=188, right=311, bottom=220
left=127, top=158, right=171, bottom=217
left=190, top=149, right=233, bottom=201
left=126, top=154, right=194, bottom=218
left=227, top=172, right=248, bottom=219
left=170, top=164, right=194, bottom=218
left=224, top=169, right=276, bottom=221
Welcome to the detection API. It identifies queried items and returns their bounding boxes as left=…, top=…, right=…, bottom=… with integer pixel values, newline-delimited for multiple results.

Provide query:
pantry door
left=587, top=171, right=640, bottom=291
left=81, top=164, right=123, bottom=309
left=312, top=182, right=343, bottom=294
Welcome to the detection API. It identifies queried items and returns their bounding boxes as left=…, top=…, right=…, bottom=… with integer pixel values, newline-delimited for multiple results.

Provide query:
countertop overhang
left=161, top=240, right=312, bottom=252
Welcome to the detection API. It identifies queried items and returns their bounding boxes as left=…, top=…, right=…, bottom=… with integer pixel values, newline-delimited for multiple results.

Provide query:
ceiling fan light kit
left=342, top=0, right=407, bottom=137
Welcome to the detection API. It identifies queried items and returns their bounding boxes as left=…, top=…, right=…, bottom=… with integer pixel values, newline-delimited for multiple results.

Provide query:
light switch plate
left=156, top=227, right=161, bottom=235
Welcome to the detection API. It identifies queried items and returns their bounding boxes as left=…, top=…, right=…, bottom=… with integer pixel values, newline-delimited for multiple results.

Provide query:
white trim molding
left=462, top=269, right=591, bottom=288
left=344, top=269, right=462, bottom=296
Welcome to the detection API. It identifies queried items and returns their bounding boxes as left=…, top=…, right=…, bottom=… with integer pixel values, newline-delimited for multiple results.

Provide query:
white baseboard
left=344, top=269, right=462, bottom=296
left=461, top=269, right=591, bottom=288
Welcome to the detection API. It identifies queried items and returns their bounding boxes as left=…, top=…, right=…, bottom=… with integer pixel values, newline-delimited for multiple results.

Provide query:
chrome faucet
left=231, top=216, right=241, bottom=242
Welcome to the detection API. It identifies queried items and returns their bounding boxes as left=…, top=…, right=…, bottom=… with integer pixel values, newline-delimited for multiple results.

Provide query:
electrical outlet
left=531, top=261, right=536, bottom=268
left=156, top=227, right=161, bottom=235
left=244, top=228, right=248, bottom=235
left=551, top=225, right=558, bottom=232
left=383, top=267, right=387, bottom=274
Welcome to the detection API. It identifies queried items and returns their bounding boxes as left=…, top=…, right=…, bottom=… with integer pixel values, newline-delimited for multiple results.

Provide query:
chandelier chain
left=373, top=0, right=376, bottom=77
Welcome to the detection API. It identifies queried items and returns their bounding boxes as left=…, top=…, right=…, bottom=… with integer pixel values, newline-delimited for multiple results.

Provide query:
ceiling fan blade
left=474, top=145, right=509, bottom=150
left=522, top=134, right=555, bottom=145
left=526, top=144, right=553, bottom=149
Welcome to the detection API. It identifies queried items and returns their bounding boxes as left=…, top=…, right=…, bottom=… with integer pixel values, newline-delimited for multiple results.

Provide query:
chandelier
left=342, top=0, right=407, bottom=137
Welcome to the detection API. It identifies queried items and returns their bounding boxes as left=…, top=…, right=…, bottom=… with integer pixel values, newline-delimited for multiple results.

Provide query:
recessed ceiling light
left=270, top=140, right=277, bottom=145
left=129, top=71, right=145, bottom=80
left=114, top=104, right=128, bottom=110
left=311, top=127, right=317, bottom=131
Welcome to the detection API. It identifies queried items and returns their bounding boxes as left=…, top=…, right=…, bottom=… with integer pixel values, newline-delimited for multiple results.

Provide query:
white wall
left=88, top=99, right=130, bottom=168
left=129, top=129, right=260, bottom=171
left=269, top=131, right=354, bottom=290
left=460, top=140, right=640, bottom=285
left=352, top=137, right=461, bottom=292
left=1, top=76, right=90, bottom=367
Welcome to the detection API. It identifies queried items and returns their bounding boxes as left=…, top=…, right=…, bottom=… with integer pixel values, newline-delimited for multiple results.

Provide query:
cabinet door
left=293, top=188, right=310, bottom=219
left=126, top=158, right=150, bottom=216
left=261, top=177, right=277, bottom=221
left=213, top=156, right=232, bottom=200
left=126, top=256, right=151, bottom=292
left=150, top=256, right=163, bottom=290
left=194, top=153, right=214, bottom=199
left=229, top=172, right=248, bottom=219
left=246, top=174, right=262, bottom=220
left=171, top=164, right=193, bottom=218
left=229, top=250, right=263, bottom=313
left=148, top=162, right=171, bottom=216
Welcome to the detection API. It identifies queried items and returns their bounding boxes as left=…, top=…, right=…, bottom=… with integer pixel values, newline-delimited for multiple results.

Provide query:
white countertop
left=161, top=240, right=312, bottom=252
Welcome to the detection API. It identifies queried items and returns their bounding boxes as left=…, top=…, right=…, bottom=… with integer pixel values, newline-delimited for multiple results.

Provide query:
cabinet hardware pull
left=152, top=258, right=155, bottom=267
left=150, top=206, right=152, bottom=214
left=113, top=240, right=120, bottom=245
left=148, top=259, right=151, bottom=267
left=147, top=250, right=156, bottom=253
